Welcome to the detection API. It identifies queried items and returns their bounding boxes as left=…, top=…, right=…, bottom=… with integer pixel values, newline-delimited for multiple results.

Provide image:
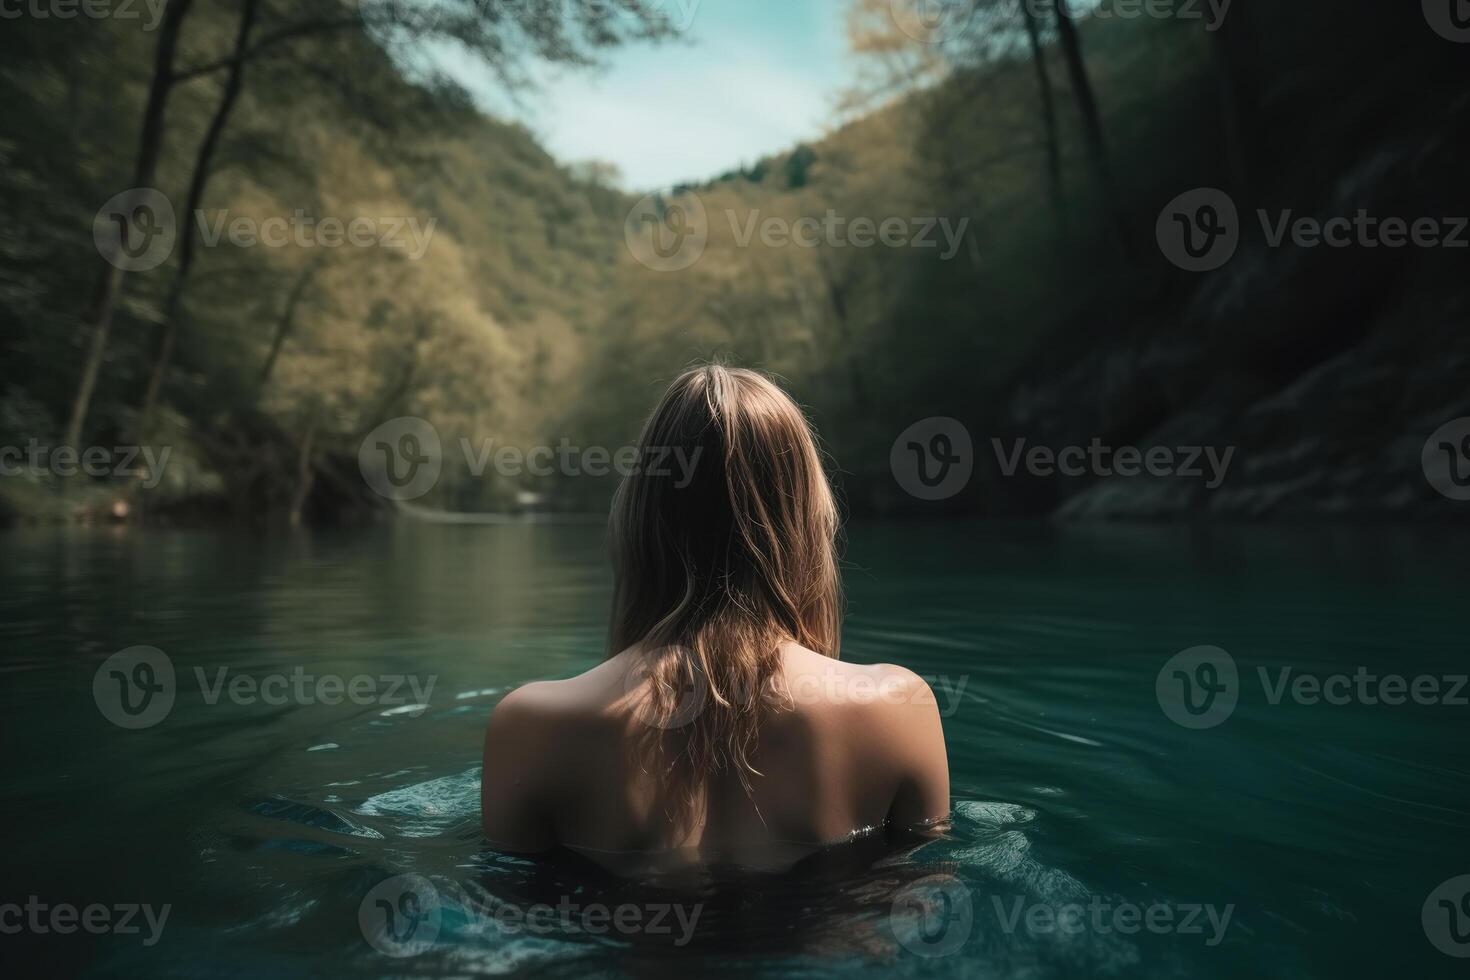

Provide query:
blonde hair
left=608, top=365, right=843, bottom=828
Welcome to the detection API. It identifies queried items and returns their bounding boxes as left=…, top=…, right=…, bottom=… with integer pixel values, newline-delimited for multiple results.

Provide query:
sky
left=431, top=0, right=856, bottom=192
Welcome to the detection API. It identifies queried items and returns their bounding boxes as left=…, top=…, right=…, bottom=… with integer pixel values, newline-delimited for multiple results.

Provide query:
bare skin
left=481, top=642, right=950, bottom=874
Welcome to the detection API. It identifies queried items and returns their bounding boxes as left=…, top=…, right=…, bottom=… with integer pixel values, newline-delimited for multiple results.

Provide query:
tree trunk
left=815, top=256, right=869, bottom=408
left=1051, top=0, right=1108, bottom=190
left=289, top=404, right=321, bottom=528
left=1050, top=0, right=1129, bottom=249
left=63, top=0, right=194, bottom=452
left=136, top=0, right=261, bottom=446
left=1021, top=1, right=1064, bottom=222
left=356, top=318, right=430, bottom=438
left=257, top=252, right=325, bottom=399
left=1211, top=15, right=1256, bottom=197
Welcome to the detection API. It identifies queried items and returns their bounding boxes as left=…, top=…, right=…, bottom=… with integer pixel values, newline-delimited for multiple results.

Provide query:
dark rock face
left=994, top=139, right=1470, bottom=522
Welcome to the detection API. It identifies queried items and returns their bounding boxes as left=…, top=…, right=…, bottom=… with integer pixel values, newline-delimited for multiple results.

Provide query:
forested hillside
left=1, top=0, right=662, bottom=522
left=3, top=0, right=1468, bottom=525
left=565, top=0, right=1470, bottom=519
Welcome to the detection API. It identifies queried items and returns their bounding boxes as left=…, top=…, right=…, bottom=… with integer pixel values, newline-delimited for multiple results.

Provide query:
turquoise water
left=1, top=522, right=1466, bottom=977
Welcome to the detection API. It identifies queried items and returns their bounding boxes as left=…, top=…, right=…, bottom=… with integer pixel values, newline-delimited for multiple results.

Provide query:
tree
left=135, top=0, right=263, bottom=452
left=256, top=251, right=330, bottom=398
left=68, top=0, right=681, bottom=453
left=839, top=0, right=950, bottom=115
left=1210, top=4, right=1258, bottom=196
left=62, top=0, right=195, bottom=453
left=1019, top=1, right=1064, bottom=220
left=1048, top=0, right=1130, bottom=251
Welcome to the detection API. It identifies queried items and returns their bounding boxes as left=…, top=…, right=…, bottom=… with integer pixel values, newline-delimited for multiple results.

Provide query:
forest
left=3, top=0, right=1468, bottom=525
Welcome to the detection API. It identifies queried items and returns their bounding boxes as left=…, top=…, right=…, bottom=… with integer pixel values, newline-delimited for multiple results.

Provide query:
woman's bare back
left=481, top=643, right=950, bottom=874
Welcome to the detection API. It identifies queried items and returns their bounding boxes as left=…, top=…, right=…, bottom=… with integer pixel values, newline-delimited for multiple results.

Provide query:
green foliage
left=2, top=0, right=1466, bottom=524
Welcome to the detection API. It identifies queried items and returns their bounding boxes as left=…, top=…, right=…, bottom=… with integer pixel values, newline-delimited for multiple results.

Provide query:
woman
left=481, top=365, right=949, bottom=873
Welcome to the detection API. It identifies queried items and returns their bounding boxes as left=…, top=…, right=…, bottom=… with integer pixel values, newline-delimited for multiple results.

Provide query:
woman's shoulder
left=488, top=652, right=651, bottom=735
left=779, top=643, right=939, bottom=711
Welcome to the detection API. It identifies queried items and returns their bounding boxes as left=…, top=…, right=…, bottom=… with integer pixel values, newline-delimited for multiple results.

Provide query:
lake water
left=1, top=522, right=1466, bottom=978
